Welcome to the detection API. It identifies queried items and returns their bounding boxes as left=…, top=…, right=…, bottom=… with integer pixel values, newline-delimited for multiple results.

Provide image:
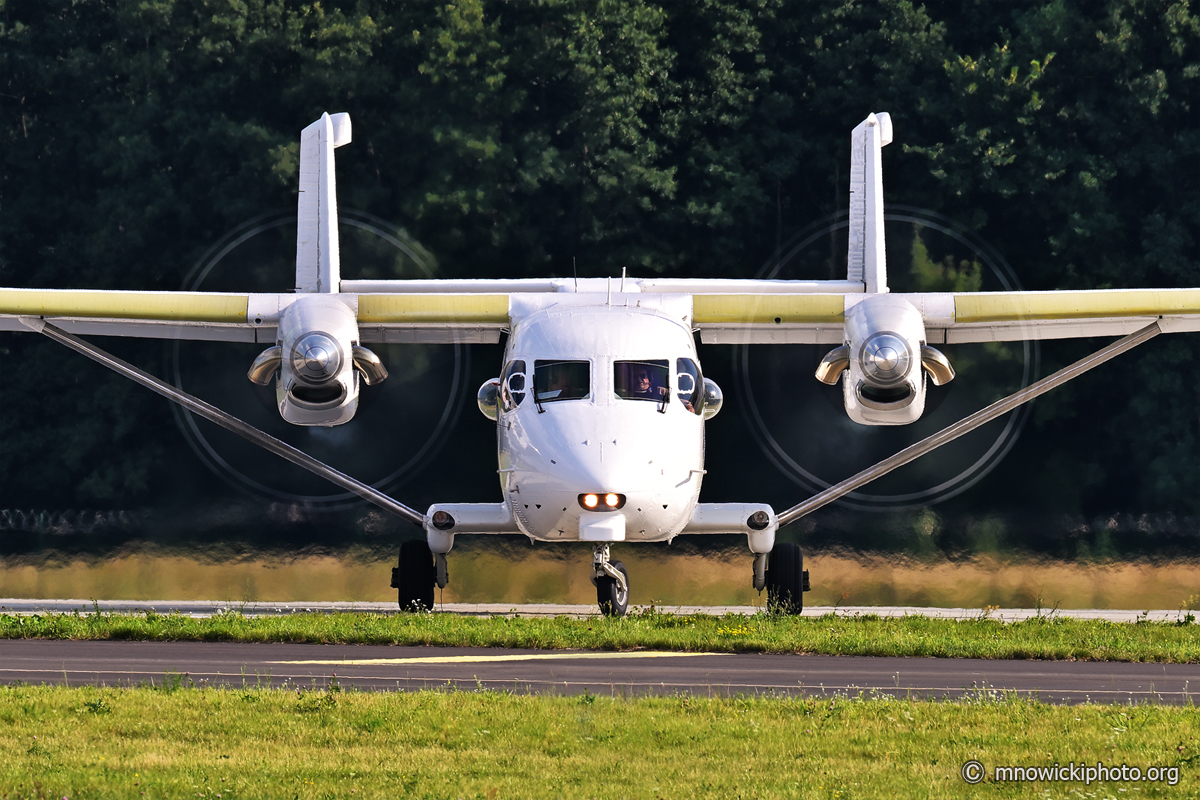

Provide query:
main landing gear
left=592, top=543, right=630, bottom=617
left=762, top=542, right=810, bottom=615
left=392, top=540, right=438, bottom=611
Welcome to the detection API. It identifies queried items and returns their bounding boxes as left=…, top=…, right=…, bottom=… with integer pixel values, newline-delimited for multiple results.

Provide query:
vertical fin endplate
left=846, top=112, right=892, bottom=295
left=296, top=112, right=352, bottom=294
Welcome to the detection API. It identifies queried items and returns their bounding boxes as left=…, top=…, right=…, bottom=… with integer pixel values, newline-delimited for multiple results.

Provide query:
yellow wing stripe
left=0, top=289, right=249, bottom=322
left=692, top=294, right=845, bottom=324
left=357, top=294, right=509, bottom=324
left=956, top=290, right=1200, bottom=323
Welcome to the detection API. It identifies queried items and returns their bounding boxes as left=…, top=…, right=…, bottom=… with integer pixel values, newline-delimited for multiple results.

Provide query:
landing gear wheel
left=392, top=540, right=435, bottom=612
left=766, top=543, right=805, bottom=615
left=597, top=560, right=630, bottom=617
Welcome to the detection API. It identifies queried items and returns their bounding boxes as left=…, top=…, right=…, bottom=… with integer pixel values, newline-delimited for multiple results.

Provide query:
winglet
left=846, top=112, right=891, bottom=294
left=296, top=112, right=352, bottom=294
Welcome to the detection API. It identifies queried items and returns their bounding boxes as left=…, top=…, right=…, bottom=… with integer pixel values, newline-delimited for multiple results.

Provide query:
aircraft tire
left=395, top=539, right=436, bottom=612
left=597, top=560, right=630, bottom=617
left=766, top=543, right=804, bottom=615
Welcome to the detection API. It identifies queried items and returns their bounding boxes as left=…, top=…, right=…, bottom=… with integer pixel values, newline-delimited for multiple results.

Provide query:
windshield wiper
left=532, top=373, right=546, bottom=413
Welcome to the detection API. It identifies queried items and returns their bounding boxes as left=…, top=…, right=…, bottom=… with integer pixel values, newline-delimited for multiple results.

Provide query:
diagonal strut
left=23, top=317, right=425, bottom=524
left=776, top=321, right=1162, bottom=526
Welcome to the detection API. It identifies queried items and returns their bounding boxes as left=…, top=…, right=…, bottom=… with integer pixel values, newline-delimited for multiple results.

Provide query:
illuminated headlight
left=579, top=493, right=626, bottom=511
left=858, top=332, right=912, bottom=386
left=291, top=332, right=343, bottom=384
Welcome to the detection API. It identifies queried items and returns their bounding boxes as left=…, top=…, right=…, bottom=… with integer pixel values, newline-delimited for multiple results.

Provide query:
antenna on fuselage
left=573, top=257, right=579, bottom=292
left=620, top=267, right=626, bottom=293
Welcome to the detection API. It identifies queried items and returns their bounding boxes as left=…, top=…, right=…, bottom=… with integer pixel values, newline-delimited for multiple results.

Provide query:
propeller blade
left=24, top=317, right=424, bottom=525
left=777, top=321, right=1162, bottom=526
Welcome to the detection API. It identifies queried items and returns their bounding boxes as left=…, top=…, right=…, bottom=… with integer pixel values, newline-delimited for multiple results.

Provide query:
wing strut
left=21, top=317, right=425, bottom=525
left=776, top=321, right=1162, bottom=526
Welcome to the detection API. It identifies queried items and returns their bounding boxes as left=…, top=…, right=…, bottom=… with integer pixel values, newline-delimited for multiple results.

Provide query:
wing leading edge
left=0, top=288, right=510, bottom=344
left=694, top=287, right=1200, bottom=344
left=3, top=285, right=1199, bottom=345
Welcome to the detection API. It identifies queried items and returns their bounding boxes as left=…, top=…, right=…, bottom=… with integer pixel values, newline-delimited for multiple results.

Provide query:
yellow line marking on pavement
left=274, top=651, right=726, bottom=666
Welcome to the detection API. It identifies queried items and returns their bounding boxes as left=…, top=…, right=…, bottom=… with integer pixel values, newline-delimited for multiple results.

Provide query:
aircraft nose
left=560, top=439, right=658, bottom=492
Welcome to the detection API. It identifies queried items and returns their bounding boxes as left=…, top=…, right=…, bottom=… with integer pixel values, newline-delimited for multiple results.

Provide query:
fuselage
left=496, top=295, right=705, bottom=542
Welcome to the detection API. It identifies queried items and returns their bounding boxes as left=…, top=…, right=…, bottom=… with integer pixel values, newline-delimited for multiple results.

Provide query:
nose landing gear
left=592, top=543, right=630, bottom=616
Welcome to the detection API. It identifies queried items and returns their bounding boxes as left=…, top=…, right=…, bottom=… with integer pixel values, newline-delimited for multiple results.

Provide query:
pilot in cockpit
left=630, top=368, right=666, bottom=400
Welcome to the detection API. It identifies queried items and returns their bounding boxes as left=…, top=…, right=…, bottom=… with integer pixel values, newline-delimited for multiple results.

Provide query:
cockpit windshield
left=614, top=360, right=669, bottom=402
left=533, top=360, right=590, bottom=403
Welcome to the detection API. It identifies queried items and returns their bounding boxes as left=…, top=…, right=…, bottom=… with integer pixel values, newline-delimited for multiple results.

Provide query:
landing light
left=579, top=493, right=626, bottom=511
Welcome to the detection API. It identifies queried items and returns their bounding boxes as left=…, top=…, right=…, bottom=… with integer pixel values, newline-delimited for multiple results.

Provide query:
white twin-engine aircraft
left=3, top=112, right=1199, bottom=615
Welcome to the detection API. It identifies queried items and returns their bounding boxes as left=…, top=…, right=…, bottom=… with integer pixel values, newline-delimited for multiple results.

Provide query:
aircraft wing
left=0, top=288, right=511, bottom=344
left=4, top=284, right=1200, bottom=346
left=691, top=287, right=1200, bottom=344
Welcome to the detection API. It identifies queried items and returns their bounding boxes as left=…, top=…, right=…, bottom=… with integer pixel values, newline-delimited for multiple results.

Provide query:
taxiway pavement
left=1, top=639, right=1196, bottom=705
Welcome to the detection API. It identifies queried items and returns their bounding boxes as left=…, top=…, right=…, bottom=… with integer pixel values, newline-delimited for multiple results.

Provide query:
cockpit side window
left=614, top=360, right=669, bottom=402
left=501, top=360, right=527, bottom=411
left=533, top=360, right=590, bottom=402
left=676, top=358, right=703, bottom=415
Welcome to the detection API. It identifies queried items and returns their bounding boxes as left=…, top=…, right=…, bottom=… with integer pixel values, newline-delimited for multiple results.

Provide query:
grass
left=2, top=608, right=1199, bottom=662
left=0, top=683, right=1196, bottom=799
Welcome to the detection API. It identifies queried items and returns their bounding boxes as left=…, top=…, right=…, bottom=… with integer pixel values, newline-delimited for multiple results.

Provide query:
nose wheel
left=592, top=544, right=630, bottom=616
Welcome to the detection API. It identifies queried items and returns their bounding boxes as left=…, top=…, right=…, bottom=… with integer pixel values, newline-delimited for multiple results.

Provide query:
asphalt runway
left=2, top=639, right=1197, bottom=705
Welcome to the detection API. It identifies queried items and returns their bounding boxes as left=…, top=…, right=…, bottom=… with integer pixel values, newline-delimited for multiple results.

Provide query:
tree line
left=1, top=0, right=1196, bottom=526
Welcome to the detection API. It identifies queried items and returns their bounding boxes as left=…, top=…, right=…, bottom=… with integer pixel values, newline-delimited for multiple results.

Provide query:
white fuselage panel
left=496, top=299, right=704, bottom=542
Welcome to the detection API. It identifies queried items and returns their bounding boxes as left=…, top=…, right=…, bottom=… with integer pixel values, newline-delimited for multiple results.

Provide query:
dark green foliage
left=0, top=1, right=1196, bottom=524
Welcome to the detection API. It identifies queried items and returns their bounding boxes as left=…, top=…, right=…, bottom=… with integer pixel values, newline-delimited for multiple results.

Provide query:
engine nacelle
left=247, top=295, right=386, bottom=427
left=276, top=295, right=359, bottom=426
left=816, top=295, right=953, bottom=426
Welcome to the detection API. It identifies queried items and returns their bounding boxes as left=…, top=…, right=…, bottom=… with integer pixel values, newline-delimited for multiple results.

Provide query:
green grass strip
left=2, top=610, right=1198, bottom=662
left=1, top=684, right=1197, bottom=799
